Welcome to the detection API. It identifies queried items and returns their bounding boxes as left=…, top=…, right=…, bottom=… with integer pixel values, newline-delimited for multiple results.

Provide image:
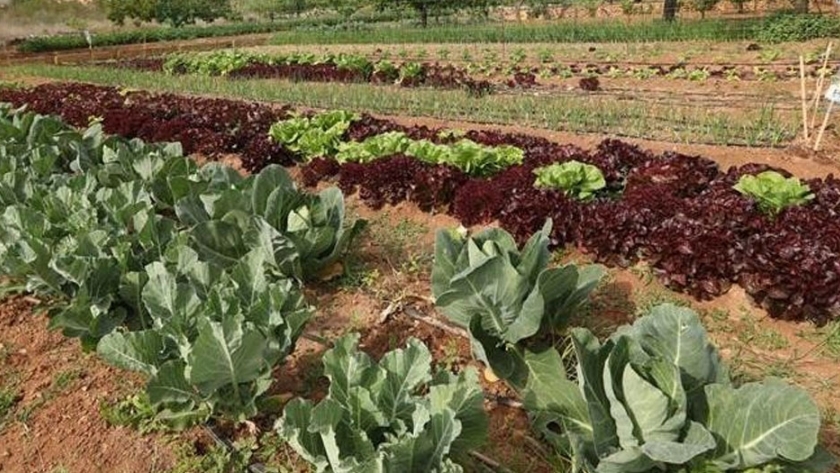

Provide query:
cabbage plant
left=175, top=164, right=365, bottom=281
left=432, top=220, right=604, bottom=388
left=524, top=304, right=835, bottom=473
left=277, top=333, right=487, bottom=472
left=98, top=252, right=310, bottom=425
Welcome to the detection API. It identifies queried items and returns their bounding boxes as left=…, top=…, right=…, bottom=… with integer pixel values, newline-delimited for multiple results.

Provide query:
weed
left=439, top=339, right=462, bottom=370
left=633, top=288, right=690, bottom=316
left=736, top=311, right=789, bottom=351
left=99, top=393, right=165, bottom=434
left=171, top=438, right=254, bottom=473
left=0, top=341, right=12, bottom=365
left=347, top=310, right=367, bottom=332
left=0, top=385, right=20, bottom=425
left=762, top=360, right=795, bottom=379
left=628, top=263, right=654, bottom=286
left=818, top=321, right=840, bottom=360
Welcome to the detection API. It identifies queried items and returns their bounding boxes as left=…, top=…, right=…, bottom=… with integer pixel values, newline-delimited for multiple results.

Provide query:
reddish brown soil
left=0, top=296, right=176, bottom=473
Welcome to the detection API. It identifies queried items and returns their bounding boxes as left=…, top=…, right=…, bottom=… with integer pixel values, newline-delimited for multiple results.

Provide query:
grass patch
left=0, top=385, right=20, bottom=425
left=6, top=65, right=797, bottom=147
left=100, top=393, right=168, bottom=434
left=819, top=321, right=840, bottom=360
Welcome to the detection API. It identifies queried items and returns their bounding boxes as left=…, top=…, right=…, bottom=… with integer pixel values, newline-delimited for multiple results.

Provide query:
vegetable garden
left=0, top=78, right=839, bottom=472
left=2, top=5, right=840, bottom=466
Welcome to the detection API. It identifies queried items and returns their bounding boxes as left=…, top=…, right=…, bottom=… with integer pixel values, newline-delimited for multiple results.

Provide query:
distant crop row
left=111, top=49, right=837, bottom=86
left=110, top=50, right=537, bottom=95
left=1, top=82, right=838, bottom=324
left=12, top=11, right=401, bottom=53
left=269, top=13, right=840, bottom=45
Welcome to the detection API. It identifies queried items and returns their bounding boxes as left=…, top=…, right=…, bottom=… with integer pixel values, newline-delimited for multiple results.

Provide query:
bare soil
left=0, top=296, right=177, bottom=473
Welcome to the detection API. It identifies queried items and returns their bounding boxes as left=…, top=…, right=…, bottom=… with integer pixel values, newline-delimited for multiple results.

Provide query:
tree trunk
left=420, top=3, right=428, bottom=27
left=662, top=0, right=678, bottom=20
left=794, top=0, right=808, bottom=13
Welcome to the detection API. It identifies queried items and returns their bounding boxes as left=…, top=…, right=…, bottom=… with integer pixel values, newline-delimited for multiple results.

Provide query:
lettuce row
left=268, top=111, right=524, bottom=177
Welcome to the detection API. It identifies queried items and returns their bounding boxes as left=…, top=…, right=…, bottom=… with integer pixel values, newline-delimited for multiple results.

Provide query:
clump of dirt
left=579, top=76, right=601, bottom=91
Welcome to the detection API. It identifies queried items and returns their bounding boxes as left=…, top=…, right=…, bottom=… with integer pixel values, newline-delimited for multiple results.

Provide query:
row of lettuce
left=1, top=82, right=837, bottom=324
left=114, top=50, right=505, bottom=95
left=0, top=104, right=833, bottom=472
left=117, top=48, right=838, bottom=84
left=275, top=109, right=840, bottom=324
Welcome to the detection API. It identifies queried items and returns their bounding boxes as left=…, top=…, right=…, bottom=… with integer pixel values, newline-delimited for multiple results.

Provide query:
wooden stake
left=800, top=55, right=810, bottom=141
left=810, top=42, right=833, bottom=131
left=814, top=100, right=835, bottom=152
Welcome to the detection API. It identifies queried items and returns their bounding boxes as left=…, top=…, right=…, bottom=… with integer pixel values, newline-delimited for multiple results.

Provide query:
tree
left=792, top=0, right=808, bottom=13
left=377, top=0, right=460, bottom=27
left=105, top=0, right=156, bottom=26
left=248, top=0, right=306, bottom=20
left=729, top=0, right=747, bottom=13
left=105, top=0, right=233, bottom=27
left=690, top=0, right=719, bottom=18
left=663, top=0, right=678, bottom=21
left=330, top=0, right=361, bottom=19
left=155, top=0, right=233, bottom=26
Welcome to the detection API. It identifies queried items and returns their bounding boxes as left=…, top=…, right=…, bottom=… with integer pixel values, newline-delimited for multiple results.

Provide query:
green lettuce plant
left=277, top=333, right=487, bottom=472
left=432, top=220, right=604, bottom=388
left=733, top=171, right=814, bottom=215
left=268, top=110, right=358, bottom=160
left=335, top=131, right=412, bottom=164
left=332, top=133, right=523, bottom=176
left=533, top=160, right=606, bottom=200
left=524, top=304, right=835, bottom=473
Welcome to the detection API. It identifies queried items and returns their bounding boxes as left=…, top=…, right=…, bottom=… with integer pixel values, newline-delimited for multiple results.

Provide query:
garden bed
left=1, top=81, right=838, bottom=323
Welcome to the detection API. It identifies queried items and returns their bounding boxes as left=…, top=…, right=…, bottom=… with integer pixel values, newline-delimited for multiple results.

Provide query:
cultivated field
left=1, top=9, right=840, bottom=473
